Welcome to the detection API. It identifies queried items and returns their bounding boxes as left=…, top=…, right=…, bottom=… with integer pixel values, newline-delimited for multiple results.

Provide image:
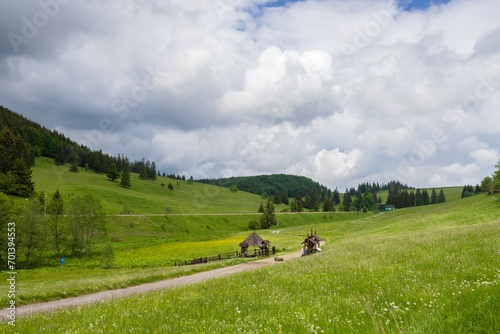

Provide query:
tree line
left=0, top=190, right=107, bottom=269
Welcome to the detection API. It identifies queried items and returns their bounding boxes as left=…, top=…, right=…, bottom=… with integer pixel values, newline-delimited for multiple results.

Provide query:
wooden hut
left=239, top=232, right=270, bottom=257
left=302, top=228, right=324, bottom=255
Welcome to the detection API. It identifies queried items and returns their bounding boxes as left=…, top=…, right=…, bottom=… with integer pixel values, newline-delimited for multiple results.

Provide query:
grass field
left=26, top=157, right=288, bottom=214
left=2, top=194, right=499, bottom=333
left=0, top=212, right=362, bottom=307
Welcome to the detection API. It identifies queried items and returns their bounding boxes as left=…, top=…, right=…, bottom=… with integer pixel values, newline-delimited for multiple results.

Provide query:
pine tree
left=323, top=197, right=333, bottom=212
left=120, top=160, right=131, bottom=189
left=281, top=190, right=289, bottom=205
left=258, top=202, right=264, bottom=213
left=139, top=162, right=148, bottom=179
left=293, top=192, right=303, bottom=212
left=55, top=143, right=66, bottom=165
left=273, top=191, right=281, bottom=205
left=342, top=192, right=352, bottom=211
left=12, top=158, right=35, bottom=197
left=437, top=188, right=446, bottom=203
left=430, top=188, right=438, bottom=204
left=69, top=147, right=79, bottom=173
left=259, top=197, right=276, bottom=229
left=422, top=190, right=430, bottom=205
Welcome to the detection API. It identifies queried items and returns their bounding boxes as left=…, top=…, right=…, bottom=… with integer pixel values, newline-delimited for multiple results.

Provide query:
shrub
left=248, top=220, right=260, bottom=230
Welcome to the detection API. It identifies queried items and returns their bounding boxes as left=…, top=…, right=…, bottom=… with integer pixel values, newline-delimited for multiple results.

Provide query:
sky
left=0, top=0, right=499, bottom=190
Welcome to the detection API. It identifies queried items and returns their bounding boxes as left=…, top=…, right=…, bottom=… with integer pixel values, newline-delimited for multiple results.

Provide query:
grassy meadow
left=0, top=212, right=361, bottom=307
left=2, top=193, right=499, bottom=333
left=25, top=157, right=288, bottom=214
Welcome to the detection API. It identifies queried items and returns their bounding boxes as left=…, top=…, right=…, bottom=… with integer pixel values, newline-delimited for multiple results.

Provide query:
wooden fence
left=175, top=247, right=276, bottom=266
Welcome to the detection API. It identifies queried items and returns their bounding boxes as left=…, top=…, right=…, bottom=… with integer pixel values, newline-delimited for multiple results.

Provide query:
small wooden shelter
left=239, top=232, right=270, bottom=256
left=302, top=228, right=324, bottom=255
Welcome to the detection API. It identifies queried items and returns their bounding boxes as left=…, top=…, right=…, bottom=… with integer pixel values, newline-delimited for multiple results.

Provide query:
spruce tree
left=323, top=197, right=333, bottom=212
left=273, top=191, right=281, bottom=205
left=294, top=192, right=303, bottom=212
left=69, top=148, right=79, bottom=173
left=120, top=160, right=131, bottom=189
left=430, top=188, right=438, bottom=204
left=281, top=190, right=289, bottom=205
left=55, top=143, right=66, bottom=165
left=259, top=197, right=276, bottom=229
left=437, top=188, right=446, bottom=203
left=12, top=158, right=35, bottom=197
left=342, top=192, right=352, bottom=211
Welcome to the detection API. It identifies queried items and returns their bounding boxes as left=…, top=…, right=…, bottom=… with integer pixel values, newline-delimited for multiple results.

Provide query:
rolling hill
left=27, top=157, right=288, bottom=214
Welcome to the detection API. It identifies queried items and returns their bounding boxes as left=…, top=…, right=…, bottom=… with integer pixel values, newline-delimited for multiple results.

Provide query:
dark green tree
left=437, top=188, right=446, bottom=203
left=422, top=189, right=430, bottom=205
left=281, top=190, right=289, bottom=205
left=273, top=191, right=281, bottom=205
left=430, top=188, right=438, bottom=204
left=12, top=158, right=35, bottom=197
left=342, top=192, right=352, bottom=211
left=69, top=147, right=79, bottom=173
left=55, top=143, right=66, bottom=165
left=106, top=163, right=120, bottom=182
left=260, top=197, right=276, bottom=229
left=258, top=202, right=264, bottom=213
left=323, top=197, right=333, bottom=212
left=139, top=161, right=148, bottom=179
left=168, top=183, right=174, bottom=191
left=120, top=160, right=131, bottom=189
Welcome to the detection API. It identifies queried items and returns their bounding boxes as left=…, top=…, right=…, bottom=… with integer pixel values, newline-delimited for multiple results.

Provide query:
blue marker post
left=61, top=257, right=64, bottom=269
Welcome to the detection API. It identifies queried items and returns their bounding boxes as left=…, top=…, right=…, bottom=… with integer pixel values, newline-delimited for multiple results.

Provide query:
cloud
left=0, top=0, right=499, bottom=190
left=469, top=148, right=500, bottom=167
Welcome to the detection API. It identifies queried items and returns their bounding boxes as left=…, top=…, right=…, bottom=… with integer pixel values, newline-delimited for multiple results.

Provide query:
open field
left=25, top=157, right=288, bottom=214
left=2, top=194, right=499, bottom=333
left=0, top=212, right=361, bottom=308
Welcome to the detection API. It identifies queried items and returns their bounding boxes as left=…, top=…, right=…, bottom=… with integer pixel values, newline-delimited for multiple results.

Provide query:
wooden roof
left=312, top=234, right=325, bottom=242
left=239, top=232, right=269, bottom=247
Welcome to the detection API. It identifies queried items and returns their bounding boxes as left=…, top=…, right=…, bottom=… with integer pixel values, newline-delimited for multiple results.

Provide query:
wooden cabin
left=239, top=232, right=270, bottom=257
left=302, top=228, right=324, bottom=255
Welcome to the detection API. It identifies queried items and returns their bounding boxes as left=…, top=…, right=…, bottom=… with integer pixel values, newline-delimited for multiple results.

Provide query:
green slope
left=4, top=194, right=499, bottom=333
left=28, top=157, right=287, bottom=214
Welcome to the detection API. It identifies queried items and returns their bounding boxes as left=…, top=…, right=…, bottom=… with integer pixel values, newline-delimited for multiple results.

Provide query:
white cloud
left=1, top=0, right=500, bottom=190
left=469, top=148, right=500, bottom=167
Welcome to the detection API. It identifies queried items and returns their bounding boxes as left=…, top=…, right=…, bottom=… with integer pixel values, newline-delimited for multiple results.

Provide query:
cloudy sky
left=1, top=0, right=499, bottom=190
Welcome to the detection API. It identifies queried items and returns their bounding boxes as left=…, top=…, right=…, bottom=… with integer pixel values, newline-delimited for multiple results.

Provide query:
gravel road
left=0, top=249, right=304, bottom=320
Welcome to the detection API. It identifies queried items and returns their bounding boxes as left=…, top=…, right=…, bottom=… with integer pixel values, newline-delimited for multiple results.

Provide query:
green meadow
left=2, top=193, right=499, bottom=333
left=26, top=157, right=288, bottom=214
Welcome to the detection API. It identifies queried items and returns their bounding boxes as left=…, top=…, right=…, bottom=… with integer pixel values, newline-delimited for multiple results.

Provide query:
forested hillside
left=0, top=106, right=159, bottom=196
left=197, top=174, right=332, bottom=200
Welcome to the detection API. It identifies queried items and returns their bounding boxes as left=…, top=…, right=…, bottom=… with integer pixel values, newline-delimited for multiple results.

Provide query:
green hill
left=197, top=174, right=331, bottom=198
left=28, top=157, right=287, bottom=214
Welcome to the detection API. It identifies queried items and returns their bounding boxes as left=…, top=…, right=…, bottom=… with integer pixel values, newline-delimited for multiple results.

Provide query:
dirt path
left=0, top=249, right=305, bottom=320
